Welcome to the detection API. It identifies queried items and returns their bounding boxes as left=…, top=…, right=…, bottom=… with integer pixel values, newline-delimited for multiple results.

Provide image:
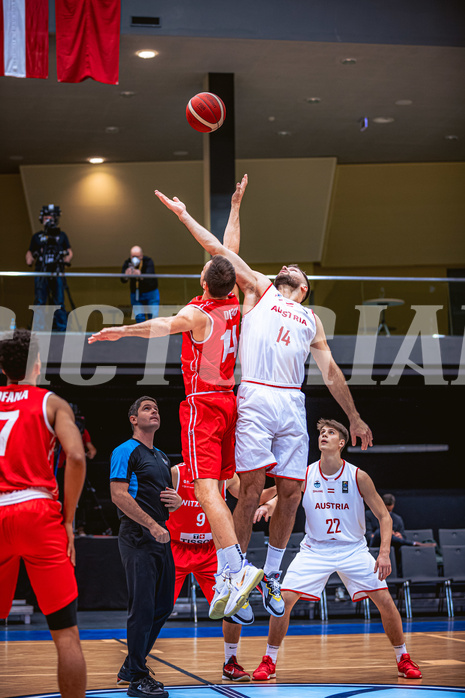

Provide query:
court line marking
left=425, top=633, right=465, bottom=644
left=115, top=638, right=245, bottom=698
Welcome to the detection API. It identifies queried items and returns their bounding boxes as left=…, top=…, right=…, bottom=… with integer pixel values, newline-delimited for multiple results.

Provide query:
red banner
left=55, top=0, right=120, bottom=84
left=0, top=0, right=48, bottom=78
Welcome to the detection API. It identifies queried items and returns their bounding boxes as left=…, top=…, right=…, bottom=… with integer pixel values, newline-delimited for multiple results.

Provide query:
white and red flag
left=55, top=0, right=120, bottom=84
left=0, top=0, right=48, bottom=78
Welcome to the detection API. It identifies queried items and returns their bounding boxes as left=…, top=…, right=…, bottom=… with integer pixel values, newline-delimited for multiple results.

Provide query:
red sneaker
left=222, top=656, right=251, bottom=682
left=253, top=655, right=276, bottom=681
left=398, top=654, right=422, bottom=679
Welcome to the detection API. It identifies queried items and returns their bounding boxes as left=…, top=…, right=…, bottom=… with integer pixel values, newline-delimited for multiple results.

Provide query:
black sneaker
left=127, top=676, right=169, bottom=697
left=117, top=659, right=131, bottom=686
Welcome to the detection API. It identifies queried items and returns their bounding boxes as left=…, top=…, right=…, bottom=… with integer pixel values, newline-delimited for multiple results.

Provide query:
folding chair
left=400, top=545, right=453, bottom=617
left=439, top=529, right=465, bottom=547
left=404, top=528, right=434, bottom=543
left=370, top=546, right=412, bottom=618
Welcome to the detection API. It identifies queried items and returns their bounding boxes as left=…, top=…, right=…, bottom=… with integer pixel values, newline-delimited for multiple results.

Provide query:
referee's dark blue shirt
left=110, top=438, right=172, bottom=523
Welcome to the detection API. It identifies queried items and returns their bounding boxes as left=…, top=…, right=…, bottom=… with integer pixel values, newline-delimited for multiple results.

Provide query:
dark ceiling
left=1, top=1, right=464, bottom=174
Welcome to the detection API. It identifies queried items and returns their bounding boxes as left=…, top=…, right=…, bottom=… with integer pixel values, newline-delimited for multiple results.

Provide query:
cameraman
left=121, top=245, right=159, bottom=323
left=26, top=205, right=73, bottom=332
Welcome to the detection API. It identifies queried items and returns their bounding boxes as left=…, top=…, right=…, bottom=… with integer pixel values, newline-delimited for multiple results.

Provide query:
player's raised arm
left=310, top=315, right=373, bottom=450
left=154, top=189, right=265, bottom=297
left=223, top=174, right=248, bottom=254
left=88, top=305, right=208, bottom=344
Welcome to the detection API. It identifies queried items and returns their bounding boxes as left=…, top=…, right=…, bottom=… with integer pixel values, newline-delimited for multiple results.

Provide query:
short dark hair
left=0, top=329, right=39, bottom=382
left=204, top=255, right=236, bottom=298
left=288, top=264, right=310, bottom=303
left=128, top=396, right=158, bottom=431
left=382, top=493, right=396, bottom=507
left=316, top=418, right=349, bottom=449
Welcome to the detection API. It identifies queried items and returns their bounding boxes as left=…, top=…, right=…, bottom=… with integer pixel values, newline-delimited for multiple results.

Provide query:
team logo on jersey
left=314, top=480, right=321, bottom=488
left=342, top=481, right=349, bottom=493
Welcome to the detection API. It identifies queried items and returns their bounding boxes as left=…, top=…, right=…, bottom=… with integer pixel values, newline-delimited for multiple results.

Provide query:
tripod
left=77, top=477, right=113, bottom=536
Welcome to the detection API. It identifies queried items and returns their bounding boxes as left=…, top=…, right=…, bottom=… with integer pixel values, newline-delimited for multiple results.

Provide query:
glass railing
left=0, top=271, right=463, bottom=336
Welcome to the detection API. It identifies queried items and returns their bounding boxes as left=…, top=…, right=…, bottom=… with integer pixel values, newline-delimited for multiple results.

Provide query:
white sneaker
left=209, top=569, right=231, bottom=619
left=259, top=571, right=285, bottom=617
left=224, top=561, right=264, bottom=617
left=229, top=600, right=254, bottom=625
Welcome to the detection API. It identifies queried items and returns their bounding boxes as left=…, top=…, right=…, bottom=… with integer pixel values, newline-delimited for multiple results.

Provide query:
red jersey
left=181, top=293, right=240, bottom=395
left=167, top=462, right=225, bottom=543
left=0, top=385, right=57, bottom=498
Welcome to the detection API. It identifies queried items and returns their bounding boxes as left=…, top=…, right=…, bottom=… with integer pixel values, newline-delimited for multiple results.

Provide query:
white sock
left=225, top=642, right=239, bottom=663
left=216, top=548, right=226, bottom=574
left=266, top=644, right=280, bottom=663
left=224, top=544, right=244, bottom=574
left=394, top=644, right=407, bottom=662
left=264, top=544, right=286, bottom=575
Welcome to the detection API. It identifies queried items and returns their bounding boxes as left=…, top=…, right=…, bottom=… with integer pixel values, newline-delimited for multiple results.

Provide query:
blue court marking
left=14, top=684, right=465, bottom=698
left=1, top=620, right=464, bottom=642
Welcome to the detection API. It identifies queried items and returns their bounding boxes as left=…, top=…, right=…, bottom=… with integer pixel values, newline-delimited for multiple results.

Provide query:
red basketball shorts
left=171, top=539, right=217, bottom=604
left=179, top=391, right=237, bottom=481
left=0, top=498, right=78, bottom=618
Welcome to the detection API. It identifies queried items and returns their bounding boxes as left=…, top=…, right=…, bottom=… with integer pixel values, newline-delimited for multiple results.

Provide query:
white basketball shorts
left=282, top=537, right=388, bottom=601
left=235, top=381, right=308, bottom=480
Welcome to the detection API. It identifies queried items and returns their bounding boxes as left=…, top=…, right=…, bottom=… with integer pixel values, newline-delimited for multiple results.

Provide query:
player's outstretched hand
left=160, top=487, right=182, bottom=512
left=64, top=522, right=76, bottom=566
left=350, top=417, right=373, bottom=451
left=88, top=327, right=126, bottom=344
left=231, top=174, right=248, bottom=206
left=155, top=190, right=187, bottom=218
left=374, top=551, right=391, bottom=581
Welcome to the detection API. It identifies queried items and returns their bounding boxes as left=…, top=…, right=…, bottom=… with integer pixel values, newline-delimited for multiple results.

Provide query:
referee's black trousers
left=119, top=519, right=175, bottom=680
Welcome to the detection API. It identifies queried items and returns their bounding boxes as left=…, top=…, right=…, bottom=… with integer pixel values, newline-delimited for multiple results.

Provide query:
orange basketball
left=186, top=92, right=226, bottom=133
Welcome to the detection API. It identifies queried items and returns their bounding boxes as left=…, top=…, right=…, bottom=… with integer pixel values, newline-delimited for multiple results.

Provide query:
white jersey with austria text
left=303, top=459, right=366, bottom=544
left=239, top=284, right=317, bottom=388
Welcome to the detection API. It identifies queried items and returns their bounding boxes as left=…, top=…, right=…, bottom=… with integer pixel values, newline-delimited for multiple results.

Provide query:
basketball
left=186, top=92, right=226, bottom=133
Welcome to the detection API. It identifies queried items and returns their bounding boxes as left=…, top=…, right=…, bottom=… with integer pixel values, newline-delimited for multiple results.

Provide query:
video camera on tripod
left=35, top=204, right=70, bottom=274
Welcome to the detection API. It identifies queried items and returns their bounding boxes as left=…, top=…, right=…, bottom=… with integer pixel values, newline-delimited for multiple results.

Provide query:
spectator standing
left=121, top=246, right=159, bottom=322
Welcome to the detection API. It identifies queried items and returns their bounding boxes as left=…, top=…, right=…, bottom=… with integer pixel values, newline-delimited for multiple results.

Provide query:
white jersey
left=239, top=284, right=317, bottom=388
left=302, top=459, right=366, bottom=544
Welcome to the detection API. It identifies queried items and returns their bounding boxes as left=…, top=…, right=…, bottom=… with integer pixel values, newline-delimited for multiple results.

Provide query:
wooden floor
left=1, top=630, right=465, bottom=698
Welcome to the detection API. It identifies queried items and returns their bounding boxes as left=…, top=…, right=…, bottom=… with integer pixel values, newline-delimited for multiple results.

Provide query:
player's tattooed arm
left=154, top=189, right=268, bottom=301
left=223, top=174, right=248, bottom=254
left=310, top=315, right=373, bottom=451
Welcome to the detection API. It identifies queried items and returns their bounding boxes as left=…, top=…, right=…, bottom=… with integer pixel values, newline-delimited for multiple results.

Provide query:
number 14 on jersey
left=276, top=326, right=291, bottom=346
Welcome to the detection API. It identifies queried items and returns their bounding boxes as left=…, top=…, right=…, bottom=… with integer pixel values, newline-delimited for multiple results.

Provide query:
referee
left=110, top=397, right=181, bottom=698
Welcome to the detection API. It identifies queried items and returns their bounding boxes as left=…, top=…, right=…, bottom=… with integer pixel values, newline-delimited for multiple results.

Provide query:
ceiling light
left=136, top=50, right=158, bottom=59
left=268, top=116, right=276, bottom=122
left=306, top=97, right=321, bottom=103
left=444, top=134, right=459, bottom=140
left=173, top=151, right=189, bottom=156
left=88, top=157, right=105, bottom=164
left=373, top=117, right=395, bottom=124
left=395, top=99, right=413, bottom=106
left=105, top=126, right=119, bottom=134
left=120, top=91, right=136, bottom=98
left=277, top=131, right=291, bottom=136
left=341, top=58, right=357, bottom=64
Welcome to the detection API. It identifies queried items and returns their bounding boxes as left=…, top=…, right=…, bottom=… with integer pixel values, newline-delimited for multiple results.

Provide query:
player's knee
left=46, top=598, right=78, bottom=632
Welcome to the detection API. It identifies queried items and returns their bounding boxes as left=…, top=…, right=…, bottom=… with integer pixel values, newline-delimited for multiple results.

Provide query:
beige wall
left=19, top=158, right=337, bottom=268
left=324, top=162, right=465, bottom=267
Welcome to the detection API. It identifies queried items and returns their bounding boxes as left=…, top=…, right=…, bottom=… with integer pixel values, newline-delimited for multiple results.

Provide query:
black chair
left=248, top=531, right=266, bottom=549
left=442, top=546, right=465, bottom=594
left=400, top=545, right=453, bottom=616
left=369, top=546, right=412, bottom=618
left=439, top=529, right=465, bottom=547
left=287, top=532, right=304, bottom=549
left=246, top=546, right=267, bottom=568
left=403, top=528, right=434, bottom=543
